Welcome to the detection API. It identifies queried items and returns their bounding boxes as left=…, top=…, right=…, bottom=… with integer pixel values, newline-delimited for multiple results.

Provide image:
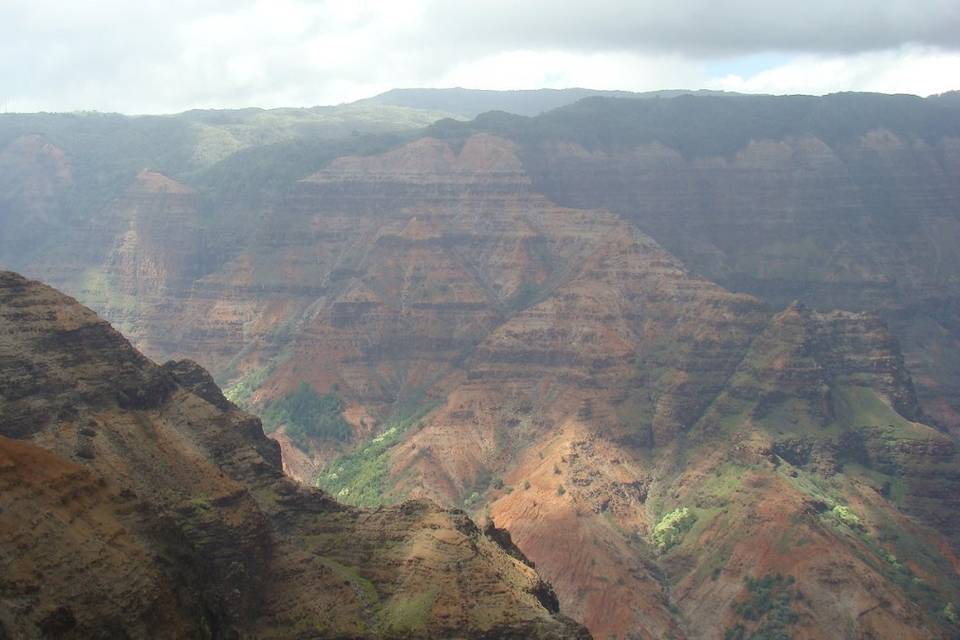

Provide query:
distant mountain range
left=352, top=86, right=745, bottom=117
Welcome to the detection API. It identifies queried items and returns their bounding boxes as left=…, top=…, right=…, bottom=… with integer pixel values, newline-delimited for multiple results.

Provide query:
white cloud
left=0, top=0, right=958, bottom=113
left=710, top=46, right=960, bottom=96
left=437, top=50, right=704, bottom=93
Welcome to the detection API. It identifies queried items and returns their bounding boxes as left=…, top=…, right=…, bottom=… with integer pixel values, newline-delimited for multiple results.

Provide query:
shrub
left=316, top=402, right=439, bottom=507
left=945, top=603, right=958, bottom=625
left=263, top=382, right=352, bottom=450
left=729, top=574, right=799, bottom=639
left=557, top=484, right=566, bottom=496
left=222, top=366, right=271, bottom=408
left=832, top=505, right=865, bottom=530
left=509, top=282, right=540, bottom=310
left=190, top=495, right=212, bottom=511
left=652, top=507, right=697, bottom=551
left=724, top=624, right=746, bottom=640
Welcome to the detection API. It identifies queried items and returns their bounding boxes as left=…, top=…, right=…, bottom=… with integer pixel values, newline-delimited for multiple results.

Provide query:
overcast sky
left=2, top=0, right=959, bottom=114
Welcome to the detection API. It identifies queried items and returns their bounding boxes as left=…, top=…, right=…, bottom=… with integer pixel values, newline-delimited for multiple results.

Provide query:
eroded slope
left=0, top=271, right=588, bottom=639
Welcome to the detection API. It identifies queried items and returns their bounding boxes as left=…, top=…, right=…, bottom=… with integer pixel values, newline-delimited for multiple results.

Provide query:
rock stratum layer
left=0, top=271, right=588, bottom=639
left=2, top=92, right=960, bottom=639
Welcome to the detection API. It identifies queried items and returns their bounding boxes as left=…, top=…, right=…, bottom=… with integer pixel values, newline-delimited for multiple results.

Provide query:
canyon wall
left=2, top=92, right=960, bottom=638
left=0, top=271, right=588, bottom=639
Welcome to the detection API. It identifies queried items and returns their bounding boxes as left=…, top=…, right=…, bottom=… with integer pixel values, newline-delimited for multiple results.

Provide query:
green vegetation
left=363, top=87, right=639, bottom=119
left=725, top=574, right=799, bottom=640
left=222, top=365, right=272, bottom=408
left=315, top=556, right=379, bottom=606
left=781, top=466, right=843, bottom=508
left=0, top=104, right=453, bottom=268
left=70, top=269, right=141, bottom=337
left=945, top=603, right=958, bottom=625
left=507, top=281, right=541, bottom=311
left=182, top=103, right=454, bottom=168
left=378, top=589, right=438, bottom=635
left=189, top=495, right=212, bottom=511
left=317, top=401, right=439, bottom=507
left=0, top=112, right=197, bottom=220
left=842, top=462, right=908, bottom=506
left=194, top=132, right=408, bottom=200
left=693, top=462, right=746, bottom=506
left=462, top=492, right=481, bottom=509
left=428, top=92, right=960, bottom=159
left=832, top=385, right=922, bottom=437
left=261, top=382, right=352, bottom=450
left=860, top=521, right=960, bottom=625
left=653, top=507, right=697, bottom=551
left=832, top=505, right=865, bottom=530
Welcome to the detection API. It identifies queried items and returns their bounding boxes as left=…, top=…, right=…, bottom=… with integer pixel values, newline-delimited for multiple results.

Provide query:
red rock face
left=0, top=271, right=589, bottom=639
left=104, top=170, right=201, bottom=294
left=528, top=133, right=960, bottom=303
left=93, top=170, right=213, bottom=356
left=4, top=118, right=960, bottom=639
left=196, top=134, right=955, bottom=639
left=7, top=127, right=956, bottom=428
left=521, top=132, right=960, bottom=431
left=0, top=135, right=73, bottom=259
left=0, top=134, right=73, bottom=210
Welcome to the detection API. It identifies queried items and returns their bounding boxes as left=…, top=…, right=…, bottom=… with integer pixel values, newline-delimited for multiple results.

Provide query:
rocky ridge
left=2, top=92, right=960, bottom=639
left=0, top=271, right=588, bottom=639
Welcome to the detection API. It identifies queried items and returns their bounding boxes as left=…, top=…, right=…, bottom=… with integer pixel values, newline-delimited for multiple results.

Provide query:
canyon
left=2, top=91, right=960, bottom=638
left=0, top=271, right=588, bottom=638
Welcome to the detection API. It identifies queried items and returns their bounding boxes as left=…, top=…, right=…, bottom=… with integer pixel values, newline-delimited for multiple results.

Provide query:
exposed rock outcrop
left=3, top=93, right=960, bottom=640
left=0, top=271, right=589, bottom=639
left=516, top=128, right=960, bottom=431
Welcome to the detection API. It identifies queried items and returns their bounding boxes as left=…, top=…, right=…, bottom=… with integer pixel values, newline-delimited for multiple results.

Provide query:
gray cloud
left=420, top=0, right=960, bottom=55
left=0, top=0, right=958, bottom=113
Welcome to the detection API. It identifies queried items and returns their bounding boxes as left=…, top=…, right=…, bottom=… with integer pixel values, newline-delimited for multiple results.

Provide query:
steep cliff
left=0, top=271, right=588, bottom=639
left=2, top=91, right=960, bottom=639
left=445, top=94, right=960, bottom=431
left=271, top=134, right=960, bottom=639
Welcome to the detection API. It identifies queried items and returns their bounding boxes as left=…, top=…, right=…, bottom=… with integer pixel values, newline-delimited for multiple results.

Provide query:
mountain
left=354, top=87, right=741, bottom=118
left=0, top=102, right=456, bottom=255
left=0, top=271, right=588, bottom=639
left=427, top=92, right=960, bottom=432
left=2, top=90, right=960, bottom=638
left=223, top=131, right=960, bottom=639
